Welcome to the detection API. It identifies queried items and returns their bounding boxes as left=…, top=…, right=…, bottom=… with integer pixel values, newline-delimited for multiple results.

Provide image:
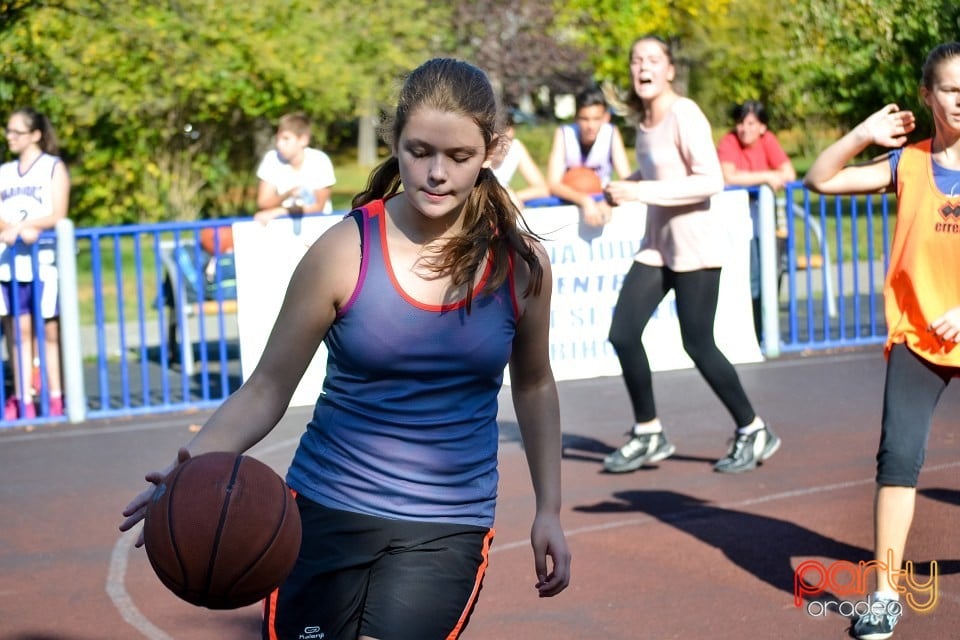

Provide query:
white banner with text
left=233, top=191, right=761, bottom=406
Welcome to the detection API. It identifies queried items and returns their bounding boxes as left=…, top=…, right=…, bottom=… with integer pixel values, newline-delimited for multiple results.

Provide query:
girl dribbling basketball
left=121, top=58, right=571, bottom=640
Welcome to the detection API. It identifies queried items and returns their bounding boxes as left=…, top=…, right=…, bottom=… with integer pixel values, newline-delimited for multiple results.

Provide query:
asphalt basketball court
left=0, top=348, right=957, bottom=639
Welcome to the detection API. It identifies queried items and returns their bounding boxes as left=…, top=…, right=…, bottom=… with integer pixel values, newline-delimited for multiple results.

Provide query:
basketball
left=199, top=226, right=234, bottom=254
left=562, top=166, right=603, bottom=194
left=143, top=452, right=302, bottom=610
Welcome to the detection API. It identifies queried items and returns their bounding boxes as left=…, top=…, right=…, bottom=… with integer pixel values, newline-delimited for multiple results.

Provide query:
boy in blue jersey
left=546, top=85, right=632, bottom=226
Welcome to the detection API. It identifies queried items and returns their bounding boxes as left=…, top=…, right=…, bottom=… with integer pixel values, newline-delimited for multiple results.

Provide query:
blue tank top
left=286, top=199, right=519, bottom=526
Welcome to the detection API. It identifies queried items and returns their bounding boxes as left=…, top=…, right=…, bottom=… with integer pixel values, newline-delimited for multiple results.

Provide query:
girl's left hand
left=604, top=180, right=641, bottom=206
left=530, top=512, right=571, bottom=597
left=930, top=306, right=960, bottom=344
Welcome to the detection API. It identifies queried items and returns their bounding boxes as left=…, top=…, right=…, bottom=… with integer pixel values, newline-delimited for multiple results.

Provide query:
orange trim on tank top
left=375, top=199, right=495, bottom=312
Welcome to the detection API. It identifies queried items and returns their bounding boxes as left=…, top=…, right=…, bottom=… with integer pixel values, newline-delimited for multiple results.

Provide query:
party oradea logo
left=794, top=550, right=938, bottom=618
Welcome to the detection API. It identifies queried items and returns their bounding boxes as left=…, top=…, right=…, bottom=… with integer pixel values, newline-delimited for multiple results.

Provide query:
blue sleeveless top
left=286, top=199, right=519, bottom=526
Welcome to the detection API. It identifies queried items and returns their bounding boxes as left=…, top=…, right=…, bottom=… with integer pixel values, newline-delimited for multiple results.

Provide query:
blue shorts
left=262, top=497, right=494, bottom=640
left=0, top=280, right=59, bottom=319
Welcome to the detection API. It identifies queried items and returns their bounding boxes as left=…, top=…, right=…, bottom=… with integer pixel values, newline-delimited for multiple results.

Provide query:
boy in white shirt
left=254, top=112, right=336, bottom=224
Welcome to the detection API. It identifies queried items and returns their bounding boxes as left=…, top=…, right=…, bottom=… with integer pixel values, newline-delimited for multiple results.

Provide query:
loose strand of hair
left=352, top=157, right=401, bottom=209
left=418, top=169, right=543, bottom=313
left=469, top=169, right=543, bottom=299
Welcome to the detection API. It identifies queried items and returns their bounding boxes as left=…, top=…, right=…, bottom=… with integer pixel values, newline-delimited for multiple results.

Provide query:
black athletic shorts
left=262, top=496, right=494, bottom=640
left=877, top=343, right=955, bottom=487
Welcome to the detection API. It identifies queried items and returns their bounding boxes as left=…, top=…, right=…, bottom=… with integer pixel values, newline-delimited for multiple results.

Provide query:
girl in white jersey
left=0, top=108, right=70, bottom=421
left=491, top=111, right=550, bottom=207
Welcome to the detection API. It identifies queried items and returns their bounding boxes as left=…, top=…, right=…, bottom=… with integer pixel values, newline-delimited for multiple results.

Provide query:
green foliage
left=784, top=0, right=959, bottom=139
left=553, top=0, right=731, bottom=91
left=447, top=0, right=592, bottom=104
left=2, top=0, right=959, bottom=228
left=551, top=0, right=960, bottom=157
left=0, top=0, right=444, bottom=225
left=552, top=0, right=669, bottom=84
left=685, top=0, right=793, bottom=127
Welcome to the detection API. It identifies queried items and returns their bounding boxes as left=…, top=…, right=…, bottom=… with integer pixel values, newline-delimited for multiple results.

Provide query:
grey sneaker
left=603, top=430, right=676, bottom=473
left=852, top=599, right=900, bottom=639
left=713, top=425, right=781, bottom=473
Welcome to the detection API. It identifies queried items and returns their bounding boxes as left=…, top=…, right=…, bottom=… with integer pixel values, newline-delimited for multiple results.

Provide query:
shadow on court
left=0, top=349, right=958, bottom=640
left=919, top=487, right=960, bottom=506
left=574, top=489, right=871, bottom=605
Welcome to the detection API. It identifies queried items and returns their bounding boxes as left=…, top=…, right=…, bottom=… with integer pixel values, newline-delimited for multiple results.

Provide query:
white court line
left=105, top=437, right=298, bottom=638
left=3, top=353, right=882, bottom=446
left=106, top=529, right=174, bottom=640
left=0, top=416, right=199, bottom=444
left=107, top=457, right=960, bottom=638
left=488, top=459, right=960, bottom=553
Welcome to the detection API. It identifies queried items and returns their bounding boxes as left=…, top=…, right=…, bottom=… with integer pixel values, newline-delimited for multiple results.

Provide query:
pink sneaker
left=20, top=400, right=36, bottom=420
left=3, top=398, right=17, bottom=421
left=3, top=398, right=36, bottom=421
left=48, top=396, right=64, bottom=417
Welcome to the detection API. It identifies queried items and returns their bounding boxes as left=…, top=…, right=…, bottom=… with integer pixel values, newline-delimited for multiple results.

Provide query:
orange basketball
left=562, top=166, right=603, bottom=195
left=200, top=226, right=234, bottom=254
left=143, top=452, right=301, bottom=610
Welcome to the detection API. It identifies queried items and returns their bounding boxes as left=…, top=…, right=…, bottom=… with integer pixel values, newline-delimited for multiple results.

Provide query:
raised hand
left=857, top=104, right=916, bottom=149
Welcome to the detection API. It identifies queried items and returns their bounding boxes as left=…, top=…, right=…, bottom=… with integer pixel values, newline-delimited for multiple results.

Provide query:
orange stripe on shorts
left=445, top=527, right=495, bottom=640
left=262, top=488, right=297, bottom=640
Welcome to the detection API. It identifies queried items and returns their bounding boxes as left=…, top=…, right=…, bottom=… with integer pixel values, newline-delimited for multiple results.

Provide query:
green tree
left=447, top=0, right=591, bottom=110
left=680, top=0, right=793, bottom=129
left=552, top=0, right=731, bottom=93
left=5, top=0, right=959, bottom=226
left=785, top=0, right=960, bottom=140
left=0, top=0, right=445, bottom=225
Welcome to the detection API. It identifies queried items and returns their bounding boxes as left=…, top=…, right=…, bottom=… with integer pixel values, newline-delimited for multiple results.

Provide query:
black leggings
left=877, top=343, right=955, bottom=487
left=608, top=262, right=756, bottom=428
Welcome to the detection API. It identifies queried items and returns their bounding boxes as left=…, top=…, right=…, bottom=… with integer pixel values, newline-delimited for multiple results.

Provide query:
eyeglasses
left=5, top=129, right=32, bottom=137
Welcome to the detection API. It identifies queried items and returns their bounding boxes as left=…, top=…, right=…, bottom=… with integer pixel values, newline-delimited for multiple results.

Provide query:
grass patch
left=75, top=235, right=167, bottom=326
left=329, top=154, right=379, bottom=211
left=783, top=192, right=894, bottom=263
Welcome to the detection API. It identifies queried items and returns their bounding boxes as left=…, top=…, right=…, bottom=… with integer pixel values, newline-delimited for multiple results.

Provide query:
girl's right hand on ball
left=119, top=447, right=191, bottom=547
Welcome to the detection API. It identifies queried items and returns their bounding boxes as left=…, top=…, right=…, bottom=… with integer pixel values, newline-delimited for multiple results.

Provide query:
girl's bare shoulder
left=297, top=214, right=364, bottom=301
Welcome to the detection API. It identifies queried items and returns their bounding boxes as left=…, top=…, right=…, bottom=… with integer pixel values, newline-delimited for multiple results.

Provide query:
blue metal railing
left=0, top=187, right=894, bottom=427
left=77, top=219, right=243, bottom=419
left=778, top=184, right=890, bottom=352
left=1, top=217, right=248, bottom=427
